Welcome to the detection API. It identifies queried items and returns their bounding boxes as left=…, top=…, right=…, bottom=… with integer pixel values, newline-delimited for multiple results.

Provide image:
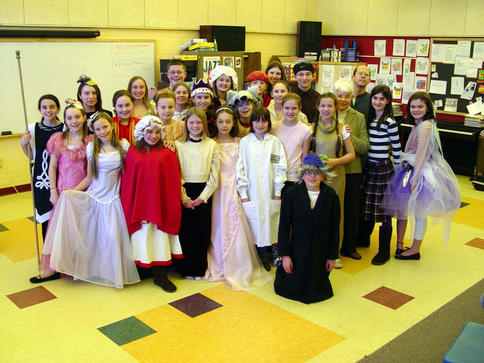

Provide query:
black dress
left=30, top=121, right=64, bottom=239
left=274, top=183, right=340, bottom=304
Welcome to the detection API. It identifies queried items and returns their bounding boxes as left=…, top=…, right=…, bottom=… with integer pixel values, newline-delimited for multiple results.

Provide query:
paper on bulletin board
left=392, top=82, right=402, bottom=99
left=417, top=39, right=430, bottom=57
left=467, top=59, right=483, bottom=78
left=368, top=64, right=378, bottom=80
left=393, top=39, right=405, bottom=56
left=415, top=76, right=427, bottom=91
left=443, top=44, right=457, bottom=64
left=380, top=57, right=390, bottom=74
left=473, top=42, right=484, bottom=58
left=415, top=57, right=429, bottom=74
left=374, top=40, right=386, bottom=56
left=403, top=72, right=415, bottom=90
left=434, top=99, right=443, bottom=109
left=431, top=44, right=445, bottom=63
left=402, top=89, right=413, bottom=104
left=391, top=58, right=402, bottom=75
left=454, top=56, right=469, bottom=76
left=406, top=40, right=417, bottom=57
left=462, top=81, right=477, bottom=100
left=403, top=58, right=412, bottom=75
left=457, top=41, right=472, bottom=57
left=444, top=98, right=458, bottom=112
left=450, top=76, right=464, bottom=95
left=429, top=80, right=447, bottom=95
left=466, top=99, right=482, bottom=115
left=202, top=56, right=221, bottom=79
left=320, top=65, right=335, bottom=93
left=340, top=65, right=352, bottom=81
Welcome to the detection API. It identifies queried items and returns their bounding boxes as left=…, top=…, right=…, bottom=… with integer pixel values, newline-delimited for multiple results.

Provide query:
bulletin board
left=428, top=38, right=484, bottom=115
left=0, top=40, right=155, bottom=134
left=321, top=36, right=432, bottom=105
left=317, top=62, right=359, bottom=92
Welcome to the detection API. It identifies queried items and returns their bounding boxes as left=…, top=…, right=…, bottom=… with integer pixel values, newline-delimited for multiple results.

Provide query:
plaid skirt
left=360, top=159, right=394, bottom=223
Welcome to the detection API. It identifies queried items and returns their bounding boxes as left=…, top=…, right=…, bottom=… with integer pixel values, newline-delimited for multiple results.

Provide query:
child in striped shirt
left=358, top=85, right=401, bottom=265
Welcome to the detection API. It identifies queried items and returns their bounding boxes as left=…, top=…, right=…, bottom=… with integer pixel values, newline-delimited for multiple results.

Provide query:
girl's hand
left=410, top=184, right=416, bottom=192
left=183, top=200, right=195, bottom=210
left=241, top=198, right=249, bottom=203
left=326, top=259, right=335, bottom=272
left=327, top=158, right=336, bottom=168
left=192, top=198, right=204, bottom=207
left=344, top=124, right=352, bottom=134
left=20, top=130, right=31, bottom=147
left=272, top=196, right=281, bottom=200
left=282, top=256, right=293, bottom=274
left=49, top=189, right=58, bottom=206
left=140, top=220, right=148, bottom=224
left=163, top=140, right=175, bottom=152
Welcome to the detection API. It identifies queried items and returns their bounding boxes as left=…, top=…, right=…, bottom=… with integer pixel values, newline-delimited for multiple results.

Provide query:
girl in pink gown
left=205, top=107, right=271, bottom=290
left=30, top=102, right=93, bottom=283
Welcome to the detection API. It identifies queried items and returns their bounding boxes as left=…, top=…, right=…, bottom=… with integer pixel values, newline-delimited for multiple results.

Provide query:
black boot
left=356, top=219, right=375, bottom=247
left=152, top=266, right=176, bottom=293
left=371, top=224, right=392, bottom=265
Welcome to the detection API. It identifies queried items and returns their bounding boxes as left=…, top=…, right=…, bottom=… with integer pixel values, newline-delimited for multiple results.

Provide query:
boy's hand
left=282, top=256, right=293, bottom=274
left=326, top=259, right=335, bottom=272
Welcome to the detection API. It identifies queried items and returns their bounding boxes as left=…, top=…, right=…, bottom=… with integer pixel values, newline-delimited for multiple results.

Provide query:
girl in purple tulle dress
left=381, top=92, right=461, bottom=260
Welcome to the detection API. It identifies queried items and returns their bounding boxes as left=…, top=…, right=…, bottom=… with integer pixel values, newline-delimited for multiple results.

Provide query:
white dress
left=236, top=133, right=287, bottom=247
left=42, top=139, right=140, bottom=288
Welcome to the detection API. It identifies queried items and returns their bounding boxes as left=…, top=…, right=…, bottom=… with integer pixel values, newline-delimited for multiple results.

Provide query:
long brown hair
left=62, top=104, right=88, bottom=141
left=127, top=76, right=155, bottom=115
left=90, top=112, right=124, bottom=178
left=312, top=92, right=342, bottom=156
left=182, top=107, right=208, bottom=141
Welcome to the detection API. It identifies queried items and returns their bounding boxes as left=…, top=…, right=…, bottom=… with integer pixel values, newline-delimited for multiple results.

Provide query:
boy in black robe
left=274, top=154, right=340, bottom=304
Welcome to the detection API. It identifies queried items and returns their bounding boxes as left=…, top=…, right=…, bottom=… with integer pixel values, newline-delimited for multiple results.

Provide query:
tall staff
left=16, top=50, right=40, bottom=264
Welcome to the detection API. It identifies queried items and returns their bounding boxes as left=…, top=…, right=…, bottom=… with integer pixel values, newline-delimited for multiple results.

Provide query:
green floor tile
left=98, top=316, right=156, bottom=346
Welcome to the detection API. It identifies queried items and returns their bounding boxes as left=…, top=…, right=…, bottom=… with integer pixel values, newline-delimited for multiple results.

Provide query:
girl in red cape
left=121, top=115, right=182, bottom=292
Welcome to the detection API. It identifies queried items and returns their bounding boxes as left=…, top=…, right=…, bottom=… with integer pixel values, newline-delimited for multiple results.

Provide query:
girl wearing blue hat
left=274, top=153, right=340, bottom=304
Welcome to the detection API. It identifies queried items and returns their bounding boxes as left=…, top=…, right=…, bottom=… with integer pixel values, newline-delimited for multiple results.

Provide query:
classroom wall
left=0, top=0, right=317, bottom=81
left=319, top=0, right=482, bottom=37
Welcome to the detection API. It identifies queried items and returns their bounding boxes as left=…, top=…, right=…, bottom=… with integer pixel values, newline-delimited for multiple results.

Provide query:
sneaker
left=334, top=258, right=343, bottom=269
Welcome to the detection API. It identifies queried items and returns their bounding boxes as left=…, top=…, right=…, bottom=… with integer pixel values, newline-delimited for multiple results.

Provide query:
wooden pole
left=15, top=50, right=41, bottom=265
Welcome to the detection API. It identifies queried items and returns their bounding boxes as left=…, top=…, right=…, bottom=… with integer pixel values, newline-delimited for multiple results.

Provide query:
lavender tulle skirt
left=381, top=155, right=461, bottom=220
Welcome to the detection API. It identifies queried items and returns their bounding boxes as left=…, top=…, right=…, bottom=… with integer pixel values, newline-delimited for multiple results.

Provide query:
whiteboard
left=0, top=41, right=155, bottom=134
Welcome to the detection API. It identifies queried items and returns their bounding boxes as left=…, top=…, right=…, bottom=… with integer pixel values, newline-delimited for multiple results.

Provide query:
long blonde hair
left=90, top=112, right=124, bottom=178
left=128, top=76, right=155, bottom=115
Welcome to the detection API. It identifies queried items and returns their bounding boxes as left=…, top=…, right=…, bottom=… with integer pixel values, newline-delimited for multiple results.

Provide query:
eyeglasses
left=303, top=170, right=320, bottom=176
left=168, top=70, right=185, bottom=75
left=356, top=72, right=370, bottom=77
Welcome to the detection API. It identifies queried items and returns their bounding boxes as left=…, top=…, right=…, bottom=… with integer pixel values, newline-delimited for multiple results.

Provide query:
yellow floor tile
left=125, top=285, right=344, bottom=363
left=0, top=218, right=41, bottom=262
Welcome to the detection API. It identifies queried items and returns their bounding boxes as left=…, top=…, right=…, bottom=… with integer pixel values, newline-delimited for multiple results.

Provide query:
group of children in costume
left=20, top=61, right=461, bottom=304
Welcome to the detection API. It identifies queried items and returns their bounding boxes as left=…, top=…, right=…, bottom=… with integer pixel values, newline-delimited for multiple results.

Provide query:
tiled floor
left=1, top=174, right=483, bottom=362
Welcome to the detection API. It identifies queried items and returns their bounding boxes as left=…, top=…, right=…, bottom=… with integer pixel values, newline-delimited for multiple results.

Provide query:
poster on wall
left=202, top=56, right=221, bottom=79
left=223, top=57, right=234, bottom=68
left=406, top=40, right=417, bottom=57
left=374, top=40, right=386, bottom=56
left=417, top=39, right=430, bottom=57
left=380, top=57, right=391, bottom=74
left=393, top=39, right=405, bottom=56
left=416, top=57, right=429, bottom=75
left=391, top=58, right=402, bottom=75
left=368, top=64, right=378, bottom=80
